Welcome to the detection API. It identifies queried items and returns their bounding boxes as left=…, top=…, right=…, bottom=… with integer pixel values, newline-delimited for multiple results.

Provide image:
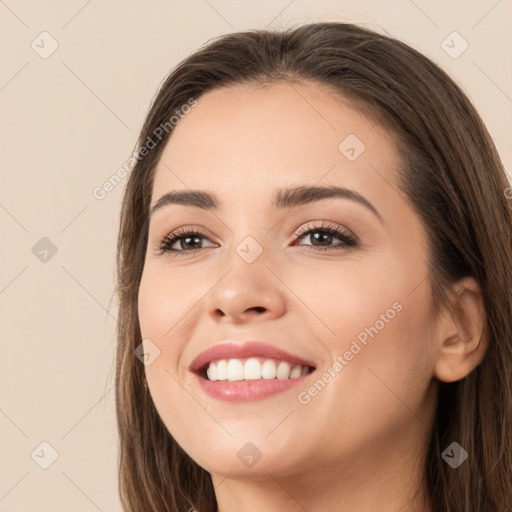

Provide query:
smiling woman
left=114, top=22, right=512, bottom=512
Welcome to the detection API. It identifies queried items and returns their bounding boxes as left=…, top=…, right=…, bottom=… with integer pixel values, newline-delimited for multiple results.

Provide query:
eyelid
left=293, top=220, right=355, bottom=239
left=157, top=224, right=217, bottom=242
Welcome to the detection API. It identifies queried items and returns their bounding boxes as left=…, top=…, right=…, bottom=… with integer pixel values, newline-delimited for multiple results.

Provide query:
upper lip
left=189, top=341, right=317, bottom=373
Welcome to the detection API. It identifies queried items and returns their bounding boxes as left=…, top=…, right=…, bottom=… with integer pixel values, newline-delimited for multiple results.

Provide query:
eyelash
left=156, top=221, right=357, bottom=257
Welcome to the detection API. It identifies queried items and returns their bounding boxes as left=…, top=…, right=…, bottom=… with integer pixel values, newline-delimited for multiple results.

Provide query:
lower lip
left=193, top=372, right=314, bottom=402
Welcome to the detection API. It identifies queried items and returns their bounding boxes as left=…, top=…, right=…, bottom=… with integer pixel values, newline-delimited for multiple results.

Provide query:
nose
left=205, top=256, right=286, bottom=324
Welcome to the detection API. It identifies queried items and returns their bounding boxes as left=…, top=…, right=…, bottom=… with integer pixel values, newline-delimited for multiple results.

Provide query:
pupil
left=184, top=236, right=200, bottom=249
left=312, top=231, right=331, bottom=246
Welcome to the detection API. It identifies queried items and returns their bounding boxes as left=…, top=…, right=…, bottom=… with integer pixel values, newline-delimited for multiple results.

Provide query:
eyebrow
left=149, top=185, right=383, bottom=223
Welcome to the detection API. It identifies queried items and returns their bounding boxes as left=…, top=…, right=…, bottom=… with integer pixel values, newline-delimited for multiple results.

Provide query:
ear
left=434, top=276, right=489, bottom=383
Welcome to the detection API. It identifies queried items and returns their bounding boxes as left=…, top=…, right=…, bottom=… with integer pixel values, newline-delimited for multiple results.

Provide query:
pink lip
left=193, top=373, right=313, bottom=402
left=189, top=341, right=316, bottom=402
left=189, top=341, right=316, bottom=373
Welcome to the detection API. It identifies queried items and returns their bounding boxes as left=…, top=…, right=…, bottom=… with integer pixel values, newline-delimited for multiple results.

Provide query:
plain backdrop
left=1, top=0, right=511, bottom=510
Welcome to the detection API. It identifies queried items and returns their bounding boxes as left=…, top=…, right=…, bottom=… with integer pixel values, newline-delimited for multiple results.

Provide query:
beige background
left=1, top=0, right=510, bottom=510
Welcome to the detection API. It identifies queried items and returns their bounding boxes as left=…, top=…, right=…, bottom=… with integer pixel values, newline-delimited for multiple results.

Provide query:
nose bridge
left=204, top=224, right=285, bottom=321
left=224, top=231, right=270, bottom=294
left=223, top=200, right=274, bottom=264
left=234, top=233, right=267, bottom=265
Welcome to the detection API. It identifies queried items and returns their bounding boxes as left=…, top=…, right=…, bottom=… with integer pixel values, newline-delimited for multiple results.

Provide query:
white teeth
left=276, top=361, right=291, bottom=379
left=227, top=359, right=244, bottom=381
left=216, top=360, right=228, bottom=380
left=290, top=365, right=303, bottom=379
left=244, top=358, right=261, bottom=380
left=261, top=360, right=277, bottom=379
left=204, top=358, right=312, bottom=381
left=206, top=362, right=217, bottom=381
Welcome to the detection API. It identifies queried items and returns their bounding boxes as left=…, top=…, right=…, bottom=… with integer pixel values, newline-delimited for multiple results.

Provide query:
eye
left=292, top=221, right=357, bottom=251
left=156, top=227, right=216, bottom=256
left=155, top=221, right=357, bottom=257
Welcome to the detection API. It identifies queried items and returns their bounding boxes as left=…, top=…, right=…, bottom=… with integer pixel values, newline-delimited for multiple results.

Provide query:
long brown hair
left=114, top=22, right=512, bottom=511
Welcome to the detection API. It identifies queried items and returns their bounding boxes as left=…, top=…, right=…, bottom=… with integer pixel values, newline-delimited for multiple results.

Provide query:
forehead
left=151, top=81, right=401, bottom=209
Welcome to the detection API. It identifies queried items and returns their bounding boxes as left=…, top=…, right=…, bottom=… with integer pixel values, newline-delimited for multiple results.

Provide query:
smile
left=190, top=341, right=317, bottom=401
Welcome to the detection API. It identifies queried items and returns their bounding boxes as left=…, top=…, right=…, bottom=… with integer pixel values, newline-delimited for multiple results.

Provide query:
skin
left=138, top=81, right=488, bottom=512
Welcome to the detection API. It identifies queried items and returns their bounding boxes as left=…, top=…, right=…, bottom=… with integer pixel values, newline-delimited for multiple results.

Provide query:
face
left=138, top=81, right=439, bottom=483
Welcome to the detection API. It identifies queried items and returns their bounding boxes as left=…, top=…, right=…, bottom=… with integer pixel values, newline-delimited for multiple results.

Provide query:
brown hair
left=114, top=22, right=512, bottom=511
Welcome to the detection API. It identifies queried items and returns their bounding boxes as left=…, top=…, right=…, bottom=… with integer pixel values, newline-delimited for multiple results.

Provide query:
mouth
left=197, top=357, right=315, bottom=381
left=190, top=341, right=316, bottom=401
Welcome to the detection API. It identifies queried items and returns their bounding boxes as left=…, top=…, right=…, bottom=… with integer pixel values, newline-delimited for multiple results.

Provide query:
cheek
left=137, top=264, right=197, bottom=340
left=137, top=266, right=205, bottom=447
left=302, top=274, right=436, bottom=440
left=292, top=254, right=436, bottom=425
left=137, top=266, right=191, bottom=391
left=281, top=253, right=415, bottom=346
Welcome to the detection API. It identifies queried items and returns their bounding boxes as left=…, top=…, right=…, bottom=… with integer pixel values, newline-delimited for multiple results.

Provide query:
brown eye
left=293, top=221, right=357, bottom=251
left=157, top=228, right=215, bottom=256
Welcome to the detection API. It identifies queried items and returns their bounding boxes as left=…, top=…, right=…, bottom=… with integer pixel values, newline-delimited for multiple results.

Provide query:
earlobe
left=433, top=276, right=489, bottom=383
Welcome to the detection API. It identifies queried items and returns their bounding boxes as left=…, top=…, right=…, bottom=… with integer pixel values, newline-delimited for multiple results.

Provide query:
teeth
left=261, top=360, right=277, bottom=379
left=290, top=365, right=303, bottom=379
left=244, top=358, right=261, bottom=380
left=227, top=359, right=244, bottom=381
left=206, top=362, right=218, bottom=381
left=204, top=358, right=311, bottom=381
left=216, top=360, right=228, bottom=380
left=276, top=361, right=291, bottom=379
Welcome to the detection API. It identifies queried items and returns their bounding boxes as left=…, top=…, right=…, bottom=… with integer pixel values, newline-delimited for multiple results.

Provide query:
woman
left=114, top=22, right=512, bottom=511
